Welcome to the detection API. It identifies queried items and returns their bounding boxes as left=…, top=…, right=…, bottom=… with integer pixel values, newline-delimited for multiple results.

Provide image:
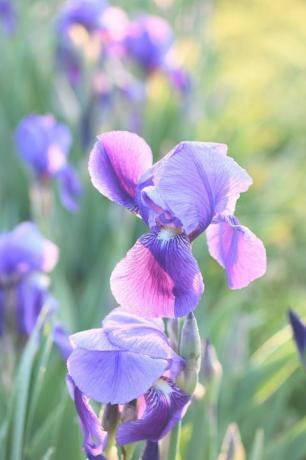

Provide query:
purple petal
left=0, top=0, right=16, bottom=35
left=206, top=215, right=267, bottom=289
left=16, top=276, right=49, bottom=335
left=110, top=231, right=204, bottom=318
left=289, top=310, right=306, bottom=365
left=53, top=324, right=73, bottom=360
left=89, top=131, right=152, bottom=211
left=68, top=348, right=169, bottom=404
left=142, top=441, right=160, bottom=460
left=57, top=164, right=82, bottom=212
left=116, top=377, right=190, bottom=445
left=66, top=375, right=107, bottom=459
left=0, top=290, right=4, bottom=335
left=153, top=142, right=252, bottom=238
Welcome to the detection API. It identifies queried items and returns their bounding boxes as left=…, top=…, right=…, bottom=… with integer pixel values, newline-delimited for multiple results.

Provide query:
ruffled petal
left=206, top=215, right=267, bottom=289
left=66, top=376, right=107, bottom=460
left=116, top=377, right=190, bottom=445
left=153, top=142, right=252, bottom=237
left=110, top=231, right=204, bottom=318
left=57, top=164, right=82, bottom=212
left=89, top=131, right=153, bottom=211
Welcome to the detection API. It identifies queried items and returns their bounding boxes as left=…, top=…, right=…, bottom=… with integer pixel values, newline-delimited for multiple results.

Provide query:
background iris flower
left=0, top=222, right=58, bottom=335
left=15, top=114, right=82, bottom=212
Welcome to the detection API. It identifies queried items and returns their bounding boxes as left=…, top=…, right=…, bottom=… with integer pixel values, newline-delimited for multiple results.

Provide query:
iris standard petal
left=67, top=376, right=107, bottom=459
left=89, top=131, right=153, bottom=211
left=116, top=377, right=190, bottom=445
left=206, top=215, right=267, bottom=289
left=110, top=231, right=204, bottom=318
left=57, top=164, right=82, bottom=212
left=67, top=348, right=169, bottom=404
left=153, top=142, right=252, bottom=238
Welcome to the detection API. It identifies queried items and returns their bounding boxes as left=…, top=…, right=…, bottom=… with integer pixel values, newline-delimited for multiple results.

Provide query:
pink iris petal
left=89, top=131, right=153, bottom=212
left=153, top=142, right=252, bottom=238
left=206, top=215, right=267, bottom=289
left=116, top=377, right=190, bottom=445
left=110, top=231, right=204, bottom=318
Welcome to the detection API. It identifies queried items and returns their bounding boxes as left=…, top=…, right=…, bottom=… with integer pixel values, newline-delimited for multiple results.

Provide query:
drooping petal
left=53, top=324, right=73, bottom=360
left=206, top=215, right=266, bottom=289
left=153, top=142, right=252, bottom=238
left=110, top=231, right=204, bottom=318
left=142, top=441, right=160, bottom=460
left=66, top=375, right=107, bottom=460
left=16, top=276, right=48, bottom=335
left=57, top=164, right=82, bottom=212
left=89, top=131, right=153, bottom=211
left=116, top=377, right=190, bottom=445
left=289, top=310, right=306, bottom=367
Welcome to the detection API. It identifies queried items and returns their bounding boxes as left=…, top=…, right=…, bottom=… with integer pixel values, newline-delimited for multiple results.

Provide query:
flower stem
left=167, top=420, right=181, bottom=460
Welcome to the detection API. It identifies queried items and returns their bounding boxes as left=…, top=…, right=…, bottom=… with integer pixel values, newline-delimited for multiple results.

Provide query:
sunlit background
left=1, top=0, right=306, bottom=459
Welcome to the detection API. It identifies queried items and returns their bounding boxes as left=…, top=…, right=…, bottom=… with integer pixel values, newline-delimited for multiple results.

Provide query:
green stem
left=167, top=420, right=181, bottom=460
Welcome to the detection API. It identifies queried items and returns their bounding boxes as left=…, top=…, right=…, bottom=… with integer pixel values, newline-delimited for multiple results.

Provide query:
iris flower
left=124, top=15, right=190, bottom=93
left=0, top=222, right=58, bottom=335
left=15, top=114, right=82, bottom=212
left=89, top=131, right=267, bottom=318
left=67, top=308, right=189, bottom=457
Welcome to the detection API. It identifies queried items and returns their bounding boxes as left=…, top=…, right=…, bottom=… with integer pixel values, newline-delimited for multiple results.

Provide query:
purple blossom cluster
left=56, top=0, right=190, bottom=93
left=64, top=129, right=267, bottom=459
left=2, top=2, right=269, bottom=458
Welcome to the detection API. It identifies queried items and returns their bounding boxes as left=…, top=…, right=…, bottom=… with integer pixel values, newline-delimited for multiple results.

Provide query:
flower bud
left=218, top=423, right=246, bottom=460
left=289, top=309, right=306, bottom=368
left=178, top=312, right=201, bottom=394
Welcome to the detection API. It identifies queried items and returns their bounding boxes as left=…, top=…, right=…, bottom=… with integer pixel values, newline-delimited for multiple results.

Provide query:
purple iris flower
left=56, top=0, right=107, bottom=86
left=67, top=308, right=189, bottom=452
left=0, top=0, right=16, bottom=35
left=15, top=114, right=82, bottom=213
left=289, top=310, right=306, bottom=368
left=124, top=16, right=173, bottom=74
left=0, top=222, right=58, bottom=335
left=89, top=131, right=267, bottom=318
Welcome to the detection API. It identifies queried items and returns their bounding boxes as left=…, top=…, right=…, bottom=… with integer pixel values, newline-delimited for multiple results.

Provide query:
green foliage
left=1, top=0, right=306, bottom=458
